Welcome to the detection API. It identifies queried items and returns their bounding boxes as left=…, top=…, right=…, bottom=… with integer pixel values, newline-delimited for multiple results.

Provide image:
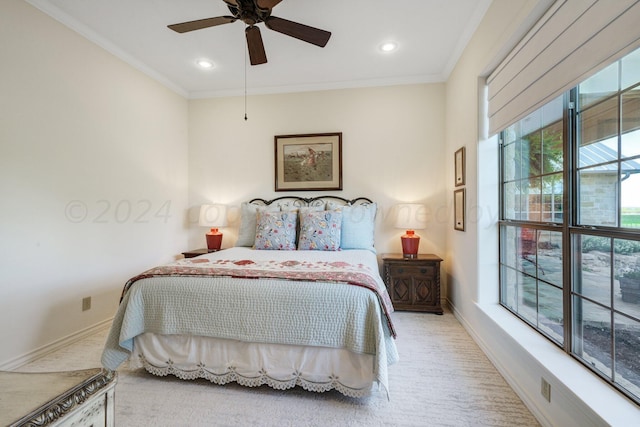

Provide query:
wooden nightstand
left=181, top=248, right=218, bottom=258
left=382, top=253, right=443, bottom=314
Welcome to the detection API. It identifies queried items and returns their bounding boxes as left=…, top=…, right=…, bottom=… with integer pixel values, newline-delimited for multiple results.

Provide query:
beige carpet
left=17, top=310, right=540, bottom=427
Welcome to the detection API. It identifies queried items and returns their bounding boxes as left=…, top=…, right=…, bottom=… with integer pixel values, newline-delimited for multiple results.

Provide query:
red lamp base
left=205, top=228, right=223, bottom=251
left=401, top=230, right=420, bottom=259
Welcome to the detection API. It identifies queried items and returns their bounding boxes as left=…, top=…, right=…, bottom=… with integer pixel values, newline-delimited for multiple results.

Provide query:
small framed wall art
left=274, top=132, right=343, bottom=191
left=454, top=146, right=465, bottom=187
left=454, top=188, right=466, bottom=231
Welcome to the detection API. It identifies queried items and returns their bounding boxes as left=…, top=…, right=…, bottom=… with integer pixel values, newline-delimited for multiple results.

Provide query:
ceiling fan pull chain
left=244, top=39, right=248, bottom=121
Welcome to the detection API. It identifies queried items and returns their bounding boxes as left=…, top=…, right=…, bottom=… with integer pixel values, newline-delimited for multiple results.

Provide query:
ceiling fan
left=168, top=0, right=332, bottom=65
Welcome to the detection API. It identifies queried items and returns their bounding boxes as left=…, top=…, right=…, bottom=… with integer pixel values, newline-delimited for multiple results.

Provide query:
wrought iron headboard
left=249, top=195, right=373, bottom=207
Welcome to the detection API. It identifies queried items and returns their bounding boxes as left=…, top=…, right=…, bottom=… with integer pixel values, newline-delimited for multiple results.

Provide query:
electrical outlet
left=82, top=296, right=92, bottom=312
left=541, top=377, right=551, bottom=402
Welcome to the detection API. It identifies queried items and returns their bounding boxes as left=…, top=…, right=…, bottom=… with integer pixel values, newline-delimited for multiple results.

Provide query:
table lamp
left=394, top=203, right=428, bottom=259
left=198, top=204, right=228, bottom=251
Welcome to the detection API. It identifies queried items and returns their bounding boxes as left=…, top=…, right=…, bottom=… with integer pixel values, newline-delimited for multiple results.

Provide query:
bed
left=101, top=196, right=398, bottom=398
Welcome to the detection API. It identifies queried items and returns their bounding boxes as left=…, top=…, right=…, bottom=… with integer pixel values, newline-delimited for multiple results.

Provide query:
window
left=500, top=94, right=565, bottom=345
left=499, top=47, right=640, bottom=404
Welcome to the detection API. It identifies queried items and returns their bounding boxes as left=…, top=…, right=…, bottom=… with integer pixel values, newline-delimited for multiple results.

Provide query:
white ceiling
left=26, top=0, right=493, bottom=99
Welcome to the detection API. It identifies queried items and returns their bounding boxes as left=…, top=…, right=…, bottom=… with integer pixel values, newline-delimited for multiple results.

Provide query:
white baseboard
left=0, top=318, right=113, bottom=371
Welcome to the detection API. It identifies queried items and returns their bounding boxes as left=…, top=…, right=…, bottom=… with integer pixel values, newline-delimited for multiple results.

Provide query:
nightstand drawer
left=387, top=264, right=435, bottom=278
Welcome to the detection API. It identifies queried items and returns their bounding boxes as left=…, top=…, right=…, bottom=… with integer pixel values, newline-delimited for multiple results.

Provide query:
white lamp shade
left=394, top=204, right=428, bottom=230
left=198, top=204, right=228, bottom=228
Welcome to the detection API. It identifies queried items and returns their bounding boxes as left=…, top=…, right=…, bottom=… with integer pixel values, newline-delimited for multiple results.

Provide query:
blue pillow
left=298, top=210, right=342, bottom=251
left=328, top=202, right=377, bottom=253
left=254, top=211, right=297, bottom=250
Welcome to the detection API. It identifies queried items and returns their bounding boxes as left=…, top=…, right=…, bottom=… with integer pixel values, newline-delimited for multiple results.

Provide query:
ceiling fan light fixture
left=196, top=59, right=215, bottom=69
left=380, top=42, right=398, bottom=52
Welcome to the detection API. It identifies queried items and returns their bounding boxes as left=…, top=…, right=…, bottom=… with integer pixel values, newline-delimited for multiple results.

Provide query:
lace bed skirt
left=131, top=333, right=377, bottom=398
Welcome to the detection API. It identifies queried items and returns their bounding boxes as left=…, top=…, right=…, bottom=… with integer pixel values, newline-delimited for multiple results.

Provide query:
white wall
left=187, top=85, right=447, bottom=260
left=445, top=0, right=640, bottom=425
left=0, top=0, right=189, bottom=368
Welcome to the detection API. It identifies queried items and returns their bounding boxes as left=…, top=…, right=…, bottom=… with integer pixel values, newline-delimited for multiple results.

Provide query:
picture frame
left=454, top=146, right=465, bottom=187
left=274, top=132, right=342, bottom=192
left=454, top=188, right=466, bottom=231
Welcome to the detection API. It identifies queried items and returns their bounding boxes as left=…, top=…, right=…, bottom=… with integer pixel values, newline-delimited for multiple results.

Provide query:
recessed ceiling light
left=196, top=59, right=215, bottom=69
left=380, top=42, right=398, bottom=52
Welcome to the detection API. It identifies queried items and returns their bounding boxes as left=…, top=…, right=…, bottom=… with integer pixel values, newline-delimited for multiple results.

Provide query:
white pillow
left=279, top=202, right=326, bottom=212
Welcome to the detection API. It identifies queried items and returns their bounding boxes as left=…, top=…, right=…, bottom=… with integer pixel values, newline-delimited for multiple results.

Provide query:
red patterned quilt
left=121, top=255, right=396, bottom=337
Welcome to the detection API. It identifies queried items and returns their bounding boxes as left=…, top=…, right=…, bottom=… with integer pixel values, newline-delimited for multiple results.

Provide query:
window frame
left=498, top=68, right=640, bottom=404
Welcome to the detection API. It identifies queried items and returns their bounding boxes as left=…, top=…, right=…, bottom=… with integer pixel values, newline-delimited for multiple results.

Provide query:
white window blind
left=487, top=0, right=640, bottom=136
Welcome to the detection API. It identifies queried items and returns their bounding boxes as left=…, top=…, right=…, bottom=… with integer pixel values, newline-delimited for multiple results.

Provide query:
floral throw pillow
left=235, top=202, right=280, bottom=247
left=298, top=210, right=342, bottom=251
left=254, top=211, right=297, bottom=250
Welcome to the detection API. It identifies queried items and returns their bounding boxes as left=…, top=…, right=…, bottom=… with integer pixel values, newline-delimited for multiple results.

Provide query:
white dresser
left=0, top=368, right=116, bottom=427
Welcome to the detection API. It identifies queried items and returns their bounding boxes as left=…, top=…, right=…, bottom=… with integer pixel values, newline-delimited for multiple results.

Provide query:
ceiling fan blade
left=246, top=26, right=267, bottom=65
left=256, top=0, right=282, bottom=8
left=265, top=16, right=331, bottom=47
left=168, top=16, right=236, bottom=33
